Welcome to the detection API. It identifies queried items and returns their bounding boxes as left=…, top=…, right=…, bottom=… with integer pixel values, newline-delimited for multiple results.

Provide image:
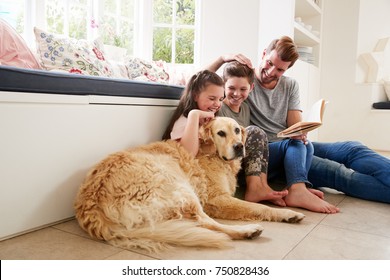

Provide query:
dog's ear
left=199, top=119, right=214, bottom=144
left=240, top=125, right=247, bottom=144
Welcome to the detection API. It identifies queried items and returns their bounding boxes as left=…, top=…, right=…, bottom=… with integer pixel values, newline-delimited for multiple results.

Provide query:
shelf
left=294, top=22, right=320, bottom=46
left=295, top=0, right=322, bottom=17
left=294, top=0, right=322, bottom=67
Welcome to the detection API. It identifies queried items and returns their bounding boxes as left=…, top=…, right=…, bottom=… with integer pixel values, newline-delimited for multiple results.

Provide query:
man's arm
left=287, top=110, right=302, bottom=127
left=287, top=110, right=308, bottom=144
left=205, top=54, right=254, bottom=72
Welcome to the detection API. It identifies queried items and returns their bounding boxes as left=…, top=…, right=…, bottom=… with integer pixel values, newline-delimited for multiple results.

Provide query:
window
left=0, top=0, right=198, bottom=65
left=45, top=0, right=88, bottom=39
left=0, top=0, right=25, bottom=33
left=152, top=0, right=196, bottom=64
left=94, top=0, right=135, bottom=55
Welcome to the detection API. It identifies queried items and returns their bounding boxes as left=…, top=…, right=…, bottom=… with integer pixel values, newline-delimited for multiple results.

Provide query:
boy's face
left=224, top=76, right=253, bottom=108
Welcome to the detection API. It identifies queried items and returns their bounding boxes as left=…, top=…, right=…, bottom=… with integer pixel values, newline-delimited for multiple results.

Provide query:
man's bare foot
left=284, top=183, right=339, bottom=214
left=244, top=175, right=288, bottom=206
left=308, top=188, right=324, bottom=199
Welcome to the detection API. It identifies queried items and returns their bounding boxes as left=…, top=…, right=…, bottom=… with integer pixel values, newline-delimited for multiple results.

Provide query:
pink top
left=170, top=115, right=188, bottom=140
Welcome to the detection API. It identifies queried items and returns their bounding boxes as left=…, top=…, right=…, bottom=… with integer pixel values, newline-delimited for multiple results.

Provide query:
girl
left=162, top=70, right=225, bottom=157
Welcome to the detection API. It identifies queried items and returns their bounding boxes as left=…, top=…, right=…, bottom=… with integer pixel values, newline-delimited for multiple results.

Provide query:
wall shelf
left=294, top=0, right=322, bottom=67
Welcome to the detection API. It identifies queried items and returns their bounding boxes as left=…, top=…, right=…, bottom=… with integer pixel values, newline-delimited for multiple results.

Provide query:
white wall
left=355, top=0, right=390, bottom=83
left=198, top=0, right=260, bottom=68
left=320, top=0, right=390, bottom=151
left=197, top=0, right=390, bottom=151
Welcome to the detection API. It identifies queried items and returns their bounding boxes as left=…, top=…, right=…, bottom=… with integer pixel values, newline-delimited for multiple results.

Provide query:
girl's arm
left=180, top=110, right=215, bottom=157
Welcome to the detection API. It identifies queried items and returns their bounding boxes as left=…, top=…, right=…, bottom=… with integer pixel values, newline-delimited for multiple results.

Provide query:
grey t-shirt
left=245, top=76, right=302, bottom=142
left=219, top=102, right=250, bottom=127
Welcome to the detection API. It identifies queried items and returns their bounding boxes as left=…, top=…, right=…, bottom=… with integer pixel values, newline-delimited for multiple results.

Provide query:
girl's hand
left=188, top=110, right=215, bottom=125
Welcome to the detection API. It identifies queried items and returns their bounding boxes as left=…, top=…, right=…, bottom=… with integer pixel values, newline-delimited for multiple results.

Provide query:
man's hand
left=291, top=133, right=308, bottom=145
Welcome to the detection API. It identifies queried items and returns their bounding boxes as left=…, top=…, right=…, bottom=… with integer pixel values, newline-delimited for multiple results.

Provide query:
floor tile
left=0, top=227, right=122, bottom=260
left=52, top=219, right=91, bottom=239
left=104, top=250, right=157, bottom=260
left=127, top=219, right=317, bottom=260
left=321, top=196, right=390, bottom=237
left=284, top=224, right=390, bottom=260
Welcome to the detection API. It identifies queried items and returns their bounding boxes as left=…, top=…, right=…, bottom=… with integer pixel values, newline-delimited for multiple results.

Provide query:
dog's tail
left=106, top=219, right=232, bottom=252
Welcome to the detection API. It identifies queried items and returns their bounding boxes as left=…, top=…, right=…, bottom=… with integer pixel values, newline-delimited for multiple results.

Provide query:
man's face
left=258, top=50, right=291, bottom=85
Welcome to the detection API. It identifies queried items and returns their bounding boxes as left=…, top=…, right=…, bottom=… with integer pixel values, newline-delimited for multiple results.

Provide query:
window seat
left=0, top=65, right=183, bottom=240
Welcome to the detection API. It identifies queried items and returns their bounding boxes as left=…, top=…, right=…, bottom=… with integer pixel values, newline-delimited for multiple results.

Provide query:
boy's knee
left=246, top=125, right=267, bottom=141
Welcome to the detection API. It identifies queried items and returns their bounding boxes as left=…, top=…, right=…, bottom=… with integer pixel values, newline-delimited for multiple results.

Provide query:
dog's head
left=199, top=117, right=246, bottom=161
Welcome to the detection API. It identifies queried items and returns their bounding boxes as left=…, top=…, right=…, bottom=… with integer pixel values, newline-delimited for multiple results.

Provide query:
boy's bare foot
left=244, top=175, right=288, bottom=206
left=284, top=183, right=339, bottom=214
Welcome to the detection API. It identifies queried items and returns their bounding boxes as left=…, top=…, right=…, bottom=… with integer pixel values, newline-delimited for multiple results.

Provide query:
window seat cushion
left=0, top=65, right=183, bottom=100
left=372, top=101, right=390, bottom=109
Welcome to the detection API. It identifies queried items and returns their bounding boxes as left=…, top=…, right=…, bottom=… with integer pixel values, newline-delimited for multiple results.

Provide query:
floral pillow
left=34, top=27, right=114, bottom=77
left=125, top=57, right=169, bottom=83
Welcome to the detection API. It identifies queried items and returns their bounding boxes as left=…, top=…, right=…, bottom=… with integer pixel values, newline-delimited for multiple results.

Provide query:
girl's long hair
left=162, top=70, right=224, bottom=140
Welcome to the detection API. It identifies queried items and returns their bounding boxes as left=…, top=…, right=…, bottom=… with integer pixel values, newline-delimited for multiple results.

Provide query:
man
left=208, top=36, right=390, bottom=209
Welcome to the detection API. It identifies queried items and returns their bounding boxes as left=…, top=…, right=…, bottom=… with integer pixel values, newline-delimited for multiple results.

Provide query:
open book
left=277, top=99, right=327, bottom=138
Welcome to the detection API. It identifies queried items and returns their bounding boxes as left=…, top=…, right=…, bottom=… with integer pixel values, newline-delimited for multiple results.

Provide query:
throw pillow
left=0, top=18, right=41, bottom=69
left=125, top=57, right=169, bottom=83
left=34, top=27, right=114, bottom=77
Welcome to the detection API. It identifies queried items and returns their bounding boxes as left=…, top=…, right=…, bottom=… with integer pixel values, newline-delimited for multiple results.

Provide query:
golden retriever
left=74, top=117, right=304, bottom=252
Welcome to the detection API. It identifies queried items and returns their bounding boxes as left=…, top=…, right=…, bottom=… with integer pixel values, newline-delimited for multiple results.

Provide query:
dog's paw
left=282, top=211, right=305, bottom=223
left=241, top=224, right=264, bottom=239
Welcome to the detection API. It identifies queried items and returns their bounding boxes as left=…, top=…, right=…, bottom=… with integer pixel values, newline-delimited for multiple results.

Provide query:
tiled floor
left=1, top=192, right=390, bottom=260
left=2, top=151, right=390, bottom=260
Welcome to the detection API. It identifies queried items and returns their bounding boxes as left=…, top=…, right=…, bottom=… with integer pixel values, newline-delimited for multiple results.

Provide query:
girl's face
left=224, top=76, right=253, bottom=108
left=195, top=84, right=225, bottom=113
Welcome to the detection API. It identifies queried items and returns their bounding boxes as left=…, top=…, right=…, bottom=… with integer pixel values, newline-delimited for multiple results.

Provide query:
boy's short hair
left=222, top=61, right=255, bottom=85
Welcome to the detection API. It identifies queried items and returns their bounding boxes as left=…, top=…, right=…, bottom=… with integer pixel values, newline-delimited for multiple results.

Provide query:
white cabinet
left=0, top=92, right=178, bottom=240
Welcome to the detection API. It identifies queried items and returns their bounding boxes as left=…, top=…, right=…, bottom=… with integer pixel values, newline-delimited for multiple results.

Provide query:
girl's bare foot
left=244, top=175, right=288, bottom=206
left=284, top=183, right=339, bottom=214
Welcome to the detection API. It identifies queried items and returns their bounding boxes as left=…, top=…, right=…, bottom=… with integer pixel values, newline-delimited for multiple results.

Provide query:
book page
left=303, top=99, right=326, bottom=123
left=277, top=99, right=326, bottom=138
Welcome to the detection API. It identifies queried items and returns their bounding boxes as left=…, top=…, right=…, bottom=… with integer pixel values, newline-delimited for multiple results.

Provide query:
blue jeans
left=308, top=141, right=390, bottom=203
left=268, top=139, right=314, bottom=188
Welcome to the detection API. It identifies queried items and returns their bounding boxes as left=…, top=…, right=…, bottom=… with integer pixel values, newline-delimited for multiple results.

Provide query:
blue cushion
left=372, top=102, right=390, bottom=109
left=0, top=65, right=183, bottom=100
